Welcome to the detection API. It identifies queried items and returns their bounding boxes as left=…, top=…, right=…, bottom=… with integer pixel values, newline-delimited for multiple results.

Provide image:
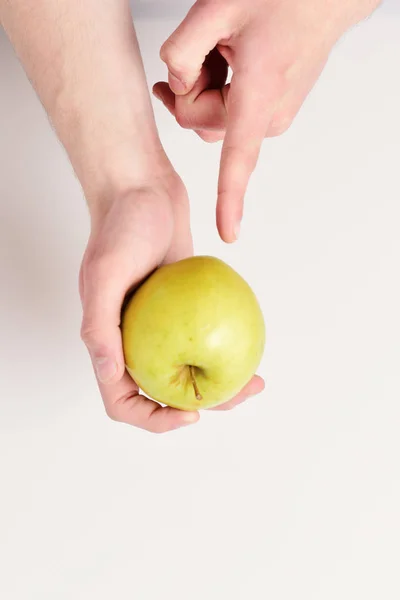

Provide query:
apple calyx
left=189, top=366, right=203, bottom=401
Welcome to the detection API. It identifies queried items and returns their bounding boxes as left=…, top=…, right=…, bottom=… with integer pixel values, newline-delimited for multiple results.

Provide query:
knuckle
left=160, top=40, right=188, bottom=77
left=268, top=114, right=293, bottom=137
left=175, top=107, right=192, bottom=129
left=159, top=39, right=174, bottom=64
left=80, top=312, right=104, bottom=348
left=80, top=323, right=100, bottom=347
left=84, top=251, right=112, bottom=279
left=276, top=52, right=297, bottom=82
left=147, top=419, right=169, bottom=434
left=223, top=144, right=258, bottom=172
left=104, top=404, right=120, bottom=422
left=150, top=425, right=167, bottom=435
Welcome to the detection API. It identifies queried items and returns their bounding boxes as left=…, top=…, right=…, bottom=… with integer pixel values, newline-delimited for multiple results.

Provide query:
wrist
left=51, top=95, right=166, bottom=199
left=83, top=144, right=178, bottom=229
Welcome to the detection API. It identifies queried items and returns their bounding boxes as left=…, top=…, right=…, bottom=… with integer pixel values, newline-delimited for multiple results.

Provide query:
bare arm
left=0, top=0, right=163, bottom=214
left=1, top=0, right=264, bottom=430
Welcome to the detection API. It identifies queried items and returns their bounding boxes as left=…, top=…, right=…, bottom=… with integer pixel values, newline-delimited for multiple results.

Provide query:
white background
left=1, top=2, right=399, bottom=598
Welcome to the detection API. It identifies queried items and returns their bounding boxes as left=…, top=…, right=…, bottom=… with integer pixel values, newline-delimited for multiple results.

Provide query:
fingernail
left=94, top=356, right=117, bottom=383
left=168, top=72, right=186, bottom=94
left=152, top=89, right=161, bottom=101
left=234, top=221, right=241, bottom=240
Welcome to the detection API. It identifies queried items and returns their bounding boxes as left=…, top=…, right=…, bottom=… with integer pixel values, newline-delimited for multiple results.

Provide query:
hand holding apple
left=122, top=256, right=265, bottom=411
left=1, top=0, right=265, bottom=431
left=80, top=166, right=264, bottom=433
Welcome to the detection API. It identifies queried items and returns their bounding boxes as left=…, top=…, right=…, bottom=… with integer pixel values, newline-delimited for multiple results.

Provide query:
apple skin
left=122, top=256, right=265, bottom=411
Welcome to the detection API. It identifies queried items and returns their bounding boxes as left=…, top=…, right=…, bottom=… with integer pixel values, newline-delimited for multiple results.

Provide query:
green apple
left=122, top=256, right=265, bottom=411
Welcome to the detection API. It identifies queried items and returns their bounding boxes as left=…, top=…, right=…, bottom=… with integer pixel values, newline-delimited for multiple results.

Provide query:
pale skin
left=0, top=0, right=380, bottom=432
left=154, top=0, right=381, bottom=241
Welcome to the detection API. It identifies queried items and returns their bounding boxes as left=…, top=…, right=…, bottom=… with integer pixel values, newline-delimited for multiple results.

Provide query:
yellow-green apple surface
left=122, top=256, right=265, bottom=411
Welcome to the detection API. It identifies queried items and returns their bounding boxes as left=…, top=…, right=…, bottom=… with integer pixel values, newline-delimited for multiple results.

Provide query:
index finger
left=217, top=69, right=282, bottom=243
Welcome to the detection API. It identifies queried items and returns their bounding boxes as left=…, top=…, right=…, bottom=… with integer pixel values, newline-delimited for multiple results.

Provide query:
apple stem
left=189, top=366, right=202, bottom=401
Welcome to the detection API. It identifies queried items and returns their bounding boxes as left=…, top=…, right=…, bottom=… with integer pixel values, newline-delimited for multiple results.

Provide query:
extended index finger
left=217, top=69, right=283, bottom=243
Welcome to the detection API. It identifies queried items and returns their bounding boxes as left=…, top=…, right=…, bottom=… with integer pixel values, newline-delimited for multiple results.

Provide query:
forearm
left=1, top=0, right=163, bottom=210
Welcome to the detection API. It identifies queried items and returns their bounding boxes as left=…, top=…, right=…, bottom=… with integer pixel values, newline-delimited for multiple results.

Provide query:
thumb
left=160, top=1, right=235, bottom=95
left=80, top=191, right=175, bottom=386
left=80, top=260, right=127, bottom=385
